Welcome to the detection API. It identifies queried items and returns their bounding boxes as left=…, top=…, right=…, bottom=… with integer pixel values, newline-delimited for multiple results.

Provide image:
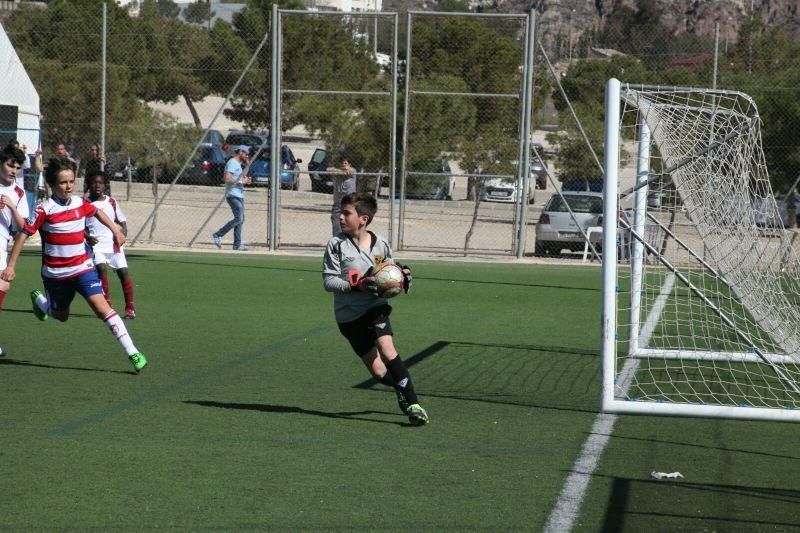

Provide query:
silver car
left=535, top=191, right=604, bottom=255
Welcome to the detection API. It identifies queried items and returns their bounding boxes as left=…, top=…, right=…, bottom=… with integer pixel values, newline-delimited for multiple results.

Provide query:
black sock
left=377, top=371, right=397, bottom=388
left=386, top=355, right=419, bottom=405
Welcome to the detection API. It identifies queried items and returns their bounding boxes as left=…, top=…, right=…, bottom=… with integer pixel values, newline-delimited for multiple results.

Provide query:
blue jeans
left=26, top=191, right=37, bottom=222
left=216, top=196, right=245, bottom=248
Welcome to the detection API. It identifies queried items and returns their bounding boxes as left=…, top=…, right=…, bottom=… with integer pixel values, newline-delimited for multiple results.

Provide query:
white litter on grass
left=650, top=471, right=684, bottom=480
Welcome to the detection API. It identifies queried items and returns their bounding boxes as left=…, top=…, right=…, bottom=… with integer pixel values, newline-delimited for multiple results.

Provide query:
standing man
left=328, top=149, right=356, bottom=235
left=212, top=145, right=252, bottom=251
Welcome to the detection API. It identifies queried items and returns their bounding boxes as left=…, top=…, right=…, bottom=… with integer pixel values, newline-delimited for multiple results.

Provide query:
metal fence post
left=516, top=10, right=535, bottom=258
left=389, top=12, right=399, bottom=249
left=713, top=22, right=720, bottom=90
left=270, top=4, right=281, bottom=250
left=398, top=12, right=413, bottom=250
left=100, top=2, right=107, bottom=159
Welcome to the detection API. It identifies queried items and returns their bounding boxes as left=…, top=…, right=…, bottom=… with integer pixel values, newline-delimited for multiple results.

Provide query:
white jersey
left=86, top=196, right=126, bottom=254
left=0, top=182, right=29, bottom=246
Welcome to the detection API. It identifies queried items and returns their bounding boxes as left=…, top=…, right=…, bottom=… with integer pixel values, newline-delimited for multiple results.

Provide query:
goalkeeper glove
left=399, top=264, right=413, bottom=294
left=348, top=268, right=378, bottom=295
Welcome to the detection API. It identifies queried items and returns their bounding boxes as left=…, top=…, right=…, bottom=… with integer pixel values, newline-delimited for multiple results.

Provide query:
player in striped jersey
left=85, top=173, right=136, bottom=319
left=0, top=146, right=30, bottom=314
left=0, top=158, right=148, bottom=372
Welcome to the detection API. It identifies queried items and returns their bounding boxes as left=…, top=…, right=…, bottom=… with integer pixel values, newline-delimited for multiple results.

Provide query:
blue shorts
left=43, top=270, right=105, bottom=312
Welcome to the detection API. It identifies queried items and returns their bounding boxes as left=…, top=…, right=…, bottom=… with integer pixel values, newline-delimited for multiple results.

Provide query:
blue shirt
left=224, top=158, right=244, bottom=198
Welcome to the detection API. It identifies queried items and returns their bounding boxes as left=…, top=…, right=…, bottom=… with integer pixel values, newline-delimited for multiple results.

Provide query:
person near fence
left=322, top=192, right=429, bottom=426
left=212, top=145, right=252, bottom=251
left=82, top=144, right=113, bottom=197
left=0, top=158, right=148, bottom=373
left=328, top=149, right=357, bottom=236
left=85, top=172, right=136, bottom=320
left=0, top=146, right=30, bottom=312
left=5, top=140, right=43, bottom=218
left=54, top=143, right=77, bottom=169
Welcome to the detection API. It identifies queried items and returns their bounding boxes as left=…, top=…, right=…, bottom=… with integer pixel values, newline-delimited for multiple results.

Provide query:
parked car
left=562, top=177, right=603, bottom=192
left=183, top=145, right=228, bottom=185
left=405, top=158, right=455, bottom=200
left=535, top=191, right=604, bottom=255
left=135, top=145, right=229, bottom=185
left=108, top=154, right=137, bottom=181
left=308, top=147, right=333, bottom=193
left=482, top=176, right=534, bottom=204
left=531, top=159, right=547, bottom=190
left=225, top=131, right=269, bottom=155
left=248, top=145, right=302, bottom=189
left=775, top=192, right=800, bottom=227
left=201, top=128, right=226, bottom=148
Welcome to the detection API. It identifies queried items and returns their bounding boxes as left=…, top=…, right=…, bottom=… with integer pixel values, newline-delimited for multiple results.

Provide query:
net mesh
left=614, top=85, right=800, bottom=411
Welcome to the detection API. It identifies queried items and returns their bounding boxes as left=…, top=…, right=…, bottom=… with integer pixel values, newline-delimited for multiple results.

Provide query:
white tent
left=0, top=22, right=40, bottom=151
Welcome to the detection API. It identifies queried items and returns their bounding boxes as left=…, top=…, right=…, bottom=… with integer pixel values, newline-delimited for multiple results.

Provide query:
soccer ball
left=374, top=263, right=404, bottom=298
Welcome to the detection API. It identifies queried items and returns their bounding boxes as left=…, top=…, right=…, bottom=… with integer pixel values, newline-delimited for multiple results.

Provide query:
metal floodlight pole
left=100, top=3, right=107, bottom=160
left=713, top=22, right=720, bottom=89
left=389, top=12, right=399, bottom=248
left=516, top=10, right=535, bottom=258
left=398, top=12, right=413, bottom=249
left=270, top=5, right=281, bottom=250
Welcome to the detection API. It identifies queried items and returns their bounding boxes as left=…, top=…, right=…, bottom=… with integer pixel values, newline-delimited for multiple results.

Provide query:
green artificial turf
left=3, top=249, right=798, bottom=530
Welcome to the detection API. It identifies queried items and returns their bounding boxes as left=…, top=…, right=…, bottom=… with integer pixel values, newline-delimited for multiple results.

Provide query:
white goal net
left=601, top=78, right=800, bottom=421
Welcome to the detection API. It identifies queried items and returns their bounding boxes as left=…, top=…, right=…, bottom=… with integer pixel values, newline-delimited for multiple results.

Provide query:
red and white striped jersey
left=86, top=196, right=126, bottom=254
left=23, top=195, right=97, bottom=280
left=0, top=183, right=29, bottom=246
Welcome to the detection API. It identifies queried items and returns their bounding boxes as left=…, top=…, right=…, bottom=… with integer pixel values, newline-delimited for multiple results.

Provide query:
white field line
left=543, top=273, right=675, bottom=532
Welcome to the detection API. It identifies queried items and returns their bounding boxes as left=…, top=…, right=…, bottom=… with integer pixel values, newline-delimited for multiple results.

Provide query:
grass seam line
left=48, top=324, right=331, bottom=436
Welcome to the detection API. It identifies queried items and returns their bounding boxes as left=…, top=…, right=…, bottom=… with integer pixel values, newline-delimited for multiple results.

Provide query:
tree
left=140, top=0, right=180, bottom=19
left=184, top=1, right=215, bottom=27
left=546, top=55, right=646, bottom=184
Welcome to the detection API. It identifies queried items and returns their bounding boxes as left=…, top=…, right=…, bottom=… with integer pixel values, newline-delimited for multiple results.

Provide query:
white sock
left=35, top=293, right=50, bottom=315
left=102, top=310, right=138, bottom=356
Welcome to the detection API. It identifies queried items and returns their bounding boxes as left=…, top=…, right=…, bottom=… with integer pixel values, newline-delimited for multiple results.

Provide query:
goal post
left=601, top=78, right=800, bottom=422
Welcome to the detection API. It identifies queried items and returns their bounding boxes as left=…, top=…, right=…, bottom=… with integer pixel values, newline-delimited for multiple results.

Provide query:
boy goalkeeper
left=322, top=192, right=428, bottom=425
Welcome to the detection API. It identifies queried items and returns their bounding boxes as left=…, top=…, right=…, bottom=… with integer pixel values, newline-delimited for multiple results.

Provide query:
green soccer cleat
left=129, top=352, right=148, bottom=372
left=30, top=289, right=48, bottom=321
left=407, top=403, right=429, bottom=426
left=395, top=389, right=410, bottom=415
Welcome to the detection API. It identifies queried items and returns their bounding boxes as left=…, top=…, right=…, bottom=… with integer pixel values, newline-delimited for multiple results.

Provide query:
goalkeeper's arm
left=322, top=271, right=376, bottom=294
left=323, top=274, right=351, bottom=293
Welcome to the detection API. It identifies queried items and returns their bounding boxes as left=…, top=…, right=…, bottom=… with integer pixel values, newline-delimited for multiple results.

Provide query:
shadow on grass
left=354, top=340, right=599, bottom=415
left=1, top=307, right=95, bottom=319
left=0, top=357, right=135, bottom=375
left=598, top=475, right=800, bottom=531
left=184, top=400, right=410, bottom=427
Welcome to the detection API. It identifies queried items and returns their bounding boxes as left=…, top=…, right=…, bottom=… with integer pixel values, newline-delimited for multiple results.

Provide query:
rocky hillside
left=387, top=0, right=800, bottom=42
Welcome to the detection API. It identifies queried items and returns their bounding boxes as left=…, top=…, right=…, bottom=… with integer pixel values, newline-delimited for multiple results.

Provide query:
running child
left=0, top=158, right=147, bottom=372
left=322, top=192, right=428, bottom=425
left=85, top=172, right=136, bottom=319
left=0, top=146, right=30, bottom=312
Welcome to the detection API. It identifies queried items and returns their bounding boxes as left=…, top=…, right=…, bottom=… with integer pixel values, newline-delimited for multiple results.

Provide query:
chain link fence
left=3, top=2, right=800, bottom=257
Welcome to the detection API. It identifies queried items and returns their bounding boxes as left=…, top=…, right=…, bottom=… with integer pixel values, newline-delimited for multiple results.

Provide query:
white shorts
left=93, top=248, right=128, bottom=270
left=0, top=249, right=7, bottom=270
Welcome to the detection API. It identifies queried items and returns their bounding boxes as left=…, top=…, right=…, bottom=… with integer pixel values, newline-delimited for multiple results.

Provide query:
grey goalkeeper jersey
left=322, top=231, right=394, bottom=323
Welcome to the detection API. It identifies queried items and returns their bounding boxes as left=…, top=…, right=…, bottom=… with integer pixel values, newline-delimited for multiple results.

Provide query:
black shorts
left=337, top=304, right=393, bottom=357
